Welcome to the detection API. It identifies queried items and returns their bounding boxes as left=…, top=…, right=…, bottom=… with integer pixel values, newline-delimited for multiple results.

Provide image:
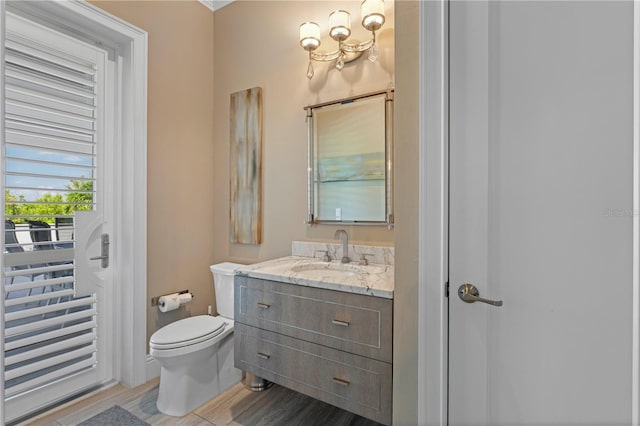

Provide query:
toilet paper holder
left=151, top=289, right=194, bottom=307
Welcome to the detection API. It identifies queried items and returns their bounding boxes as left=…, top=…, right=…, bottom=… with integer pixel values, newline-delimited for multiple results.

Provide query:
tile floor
left=20, top=378, right=382, bottom=426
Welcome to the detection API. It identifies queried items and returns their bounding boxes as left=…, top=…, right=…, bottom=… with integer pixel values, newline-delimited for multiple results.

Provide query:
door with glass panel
left=3, top=12, right=113, bottom=421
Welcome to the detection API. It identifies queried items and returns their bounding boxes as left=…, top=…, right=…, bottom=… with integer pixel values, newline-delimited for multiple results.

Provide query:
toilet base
left=155, top=331, right=242, bottom=416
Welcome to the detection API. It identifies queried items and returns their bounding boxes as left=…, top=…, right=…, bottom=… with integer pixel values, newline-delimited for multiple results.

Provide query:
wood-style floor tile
left=118, top=382, right=212, bottom=425
left=18, top=378, right=382, bottom=426
left=193, top=382, right=278, bottom=425
left=224, top=384, right=381, bottom=426
left=22, top=382, right=135, bottom=426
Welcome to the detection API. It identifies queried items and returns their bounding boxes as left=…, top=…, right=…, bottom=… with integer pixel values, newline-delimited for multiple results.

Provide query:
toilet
left=149, top=262, right=243, bottom=416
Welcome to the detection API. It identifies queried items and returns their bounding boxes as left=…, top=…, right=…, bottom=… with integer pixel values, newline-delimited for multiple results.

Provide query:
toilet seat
left=150, top=315, right=228, bottom=351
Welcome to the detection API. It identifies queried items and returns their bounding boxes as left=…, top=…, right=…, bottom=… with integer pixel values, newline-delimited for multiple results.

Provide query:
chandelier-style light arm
left=309, top=38, right=374, bottom=62
left=340, top=38, right=374, bottom=54
left=300, top=0, right=385, bottom=78
left=309, top=50, right=343, bottom=62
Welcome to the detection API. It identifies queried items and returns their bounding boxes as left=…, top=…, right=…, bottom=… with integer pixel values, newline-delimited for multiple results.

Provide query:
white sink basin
left=290, top=262, right=385, bottom=276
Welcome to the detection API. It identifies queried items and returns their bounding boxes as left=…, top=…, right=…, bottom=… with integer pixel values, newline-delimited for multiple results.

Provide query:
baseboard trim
left=146, top=355, right=160, bottom=381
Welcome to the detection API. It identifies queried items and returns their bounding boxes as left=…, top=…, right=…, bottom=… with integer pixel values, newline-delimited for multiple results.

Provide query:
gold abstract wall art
left=229, top=87, right=263, bottom=244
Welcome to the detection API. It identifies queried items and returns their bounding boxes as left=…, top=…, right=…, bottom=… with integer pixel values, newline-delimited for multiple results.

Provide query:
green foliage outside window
left=5, top=179, right=93, bottom=224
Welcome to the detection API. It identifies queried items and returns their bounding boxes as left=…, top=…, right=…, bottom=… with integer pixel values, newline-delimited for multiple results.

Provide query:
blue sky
left=5, top=146, right=93, bottom=201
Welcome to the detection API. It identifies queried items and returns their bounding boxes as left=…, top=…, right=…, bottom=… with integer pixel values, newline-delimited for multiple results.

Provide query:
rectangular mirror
left=305, top=90, right=394, bottom=226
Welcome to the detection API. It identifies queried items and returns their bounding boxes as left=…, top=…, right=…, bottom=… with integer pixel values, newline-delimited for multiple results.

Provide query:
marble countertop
left=236, top=256, right=394, bottom=299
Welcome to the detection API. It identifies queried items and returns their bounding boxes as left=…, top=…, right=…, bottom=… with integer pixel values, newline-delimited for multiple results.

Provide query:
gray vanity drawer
left=235, top=276, right=393, bottom=362
left=235, top=323, right=392, bottom=425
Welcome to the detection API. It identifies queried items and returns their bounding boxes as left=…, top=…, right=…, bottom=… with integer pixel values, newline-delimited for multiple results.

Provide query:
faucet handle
left=358, top=253, right=374, bottom=266
left=315, top=249, right=331, bottom=262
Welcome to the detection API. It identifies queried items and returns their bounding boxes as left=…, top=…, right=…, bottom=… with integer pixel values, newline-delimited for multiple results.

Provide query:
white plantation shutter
left=3, top=18, right=99, bottom=399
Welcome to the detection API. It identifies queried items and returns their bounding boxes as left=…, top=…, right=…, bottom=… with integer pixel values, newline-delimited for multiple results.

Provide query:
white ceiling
left=198, top=0, right=234, bottom=12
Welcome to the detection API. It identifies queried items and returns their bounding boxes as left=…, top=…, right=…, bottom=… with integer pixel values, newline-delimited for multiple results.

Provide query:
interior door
left=3, top=12, right=113, bottom=422
left=448, top=1, right=634, bottom=425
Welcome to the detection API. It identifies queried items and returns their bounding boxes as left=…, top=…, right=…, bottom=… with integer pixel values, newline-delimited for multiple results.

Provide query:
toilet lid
left=150, top=315, right=227, bottom=348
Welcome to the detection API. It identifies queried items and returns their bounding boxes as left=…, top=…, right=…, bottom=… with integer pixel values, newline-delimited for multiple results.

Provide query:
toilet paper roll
left=158, top=293, right=180, bottom=313
left=158, top=292, right=193, bottom=313
left=178, top=292, right=193, bottom=304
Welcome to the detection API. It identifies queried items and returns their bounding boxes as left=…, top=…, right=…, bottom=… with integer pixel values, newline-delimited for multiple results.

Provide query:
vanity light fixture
left=299, top=0, right=386, bottom=79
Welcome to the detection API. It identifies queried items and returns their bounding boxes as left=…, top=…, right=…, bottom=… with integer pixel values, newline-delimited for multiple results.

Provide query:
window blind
left=4, top=31, right=98, bottom=398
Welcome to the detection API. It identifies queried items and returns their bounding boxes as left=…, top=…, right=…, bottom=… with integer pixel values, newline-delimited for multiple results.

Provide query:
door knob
left=457, top=283, right=503, bottom=307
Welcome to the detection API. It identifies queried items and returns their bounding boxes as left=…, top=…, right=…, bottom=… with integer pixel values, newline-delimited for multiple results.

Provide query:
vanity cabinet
left=234, top=275, right=393, bottom=425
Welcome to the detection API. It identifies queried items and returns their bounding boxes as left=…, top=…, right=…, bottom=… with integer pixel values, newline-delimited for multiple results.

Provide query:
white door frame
left=0, top=1, right=148, bottom=420
left=417, top=1, right=640, bottom=425
left=417, top=1, right=448, bottom=425
left=633, top=2, right=640, bottom=424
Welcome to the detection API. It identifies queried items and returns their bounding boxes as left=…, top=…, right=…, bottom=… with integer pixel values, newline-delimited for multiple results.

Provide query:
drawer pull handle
left=332, top=377, right=350, bottom=386
left=257, top=352, right=271, bottom=360
left=257, top=302, right=271, bottom=309
left=332, top=319, right=350, bottom=327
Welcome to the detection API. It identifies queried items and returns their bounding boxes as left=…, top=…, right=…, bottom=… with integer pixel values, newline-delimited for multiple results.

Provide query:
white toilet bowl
left=150, top=315, right=241, bottom=416
left=150, top=262, right=243, bottom=416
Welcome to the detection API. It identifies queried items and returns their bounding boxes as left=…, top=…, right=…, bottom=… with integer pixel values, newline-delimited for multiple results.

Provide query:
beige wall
left=213, top=1, right=395, bottom=270
left=214, top=3, right=422, bottom=423
left=392, top=1, right=420, bottom=424
left=88, top=1, right=421, bottom=423
left=89, top=0, right=215, bottom=345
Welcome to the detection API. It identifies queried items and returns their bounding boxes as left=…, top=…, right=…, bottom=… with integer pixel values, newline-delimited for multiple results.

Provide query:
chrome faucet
left=334, top=229, right=350, bottom=263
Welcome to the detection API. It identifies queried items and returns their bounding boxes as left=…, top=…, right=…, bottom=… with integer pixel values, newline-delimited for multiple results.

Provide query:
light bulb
left=329, top=10, right=351, bottom=42
left=299, top=22, right=321, bottom=51
left=361, top=0, right=385, bottom=32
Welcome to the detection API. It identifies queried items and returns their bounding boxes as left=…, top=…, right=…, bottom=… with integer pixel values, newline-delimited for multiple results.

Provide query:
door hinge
left=445, top=281, right=450, bottom=297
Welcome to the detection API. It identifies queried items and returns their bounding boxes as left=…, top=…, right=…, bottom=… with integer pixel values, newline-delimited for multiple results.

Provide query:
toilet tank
left=210, top=262, right=243, bottom=319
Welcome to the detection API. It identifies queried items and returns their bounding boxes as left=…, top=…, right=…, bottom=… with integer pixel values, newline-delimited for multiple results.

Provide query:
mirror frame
left=305, top=89, right=394, bottom=227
